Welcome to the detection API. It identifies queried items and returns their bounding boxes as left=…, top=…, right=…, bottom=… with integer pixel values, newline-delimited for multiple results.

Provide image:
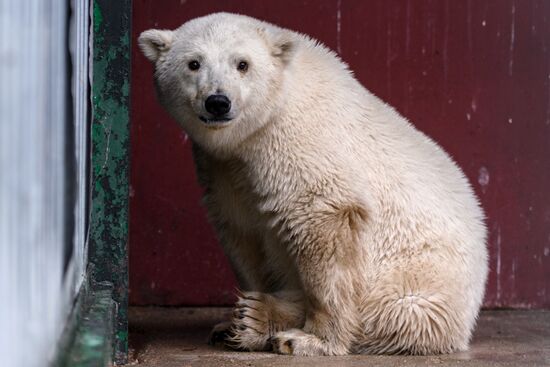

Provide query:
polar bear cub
left=139, top=13, right=488, bottom=356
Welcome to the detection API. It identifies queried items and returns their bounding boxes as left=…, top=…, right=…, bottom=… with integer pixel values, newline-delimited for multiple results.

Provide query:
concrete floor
left=128, top=307, right=550, bottom=367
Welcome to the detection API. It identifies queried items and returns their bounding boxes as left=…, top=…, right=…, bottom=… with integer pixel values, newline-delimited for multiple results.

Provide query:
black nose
left=205, top=94, right=231, bottom=116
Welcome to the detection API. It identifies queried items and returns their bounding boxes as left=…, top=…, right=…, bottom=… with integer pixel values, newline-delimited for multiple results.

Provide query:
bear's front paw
left=225, top=291, right=273, bottom=351
left=271, top=329, right=324, bottom=356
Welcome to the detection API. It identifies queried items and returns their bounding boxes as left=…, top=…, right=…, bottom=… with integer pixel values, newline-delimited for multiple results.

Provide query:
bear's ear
left=259, top=27, right=296, bottom=65
left=272, top=34, right=295, bottom=65
left=138, top=29, right=174, bottom=63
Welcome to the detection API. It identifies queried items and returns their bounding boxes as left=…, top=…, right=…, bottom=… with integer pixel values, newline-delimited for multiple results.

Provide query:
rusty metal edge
left=54, top=279, right=116, bottom=367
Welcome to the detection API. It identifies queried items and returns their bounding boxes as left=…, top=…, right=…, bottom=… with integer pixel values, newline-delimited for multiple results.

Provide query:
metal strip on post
left=89, top=0, right=132, bottom=364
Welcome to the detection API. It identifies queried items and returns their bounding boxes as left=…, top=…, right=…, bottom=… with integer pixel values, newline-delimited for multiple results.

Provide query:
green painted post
left=89, top=0, right=132, bottom=364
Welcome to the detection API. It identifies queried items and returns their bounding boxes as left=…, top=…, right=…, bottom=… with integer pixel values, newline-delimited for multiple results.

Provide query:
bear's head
left=139, top=13, right=296, bottom=156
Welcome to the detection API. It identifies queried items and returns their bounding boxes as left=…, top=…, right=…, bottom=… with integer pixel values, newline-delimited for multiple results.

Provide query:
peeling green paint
left=89, top=0, right=131, bottom=364
left=93, top=1, right=103, bottom=33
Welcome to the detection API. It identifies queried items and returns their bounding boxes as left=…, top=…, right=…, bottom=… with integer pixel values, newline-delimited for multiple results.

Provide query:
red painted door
left=130, top=0, right=550, bottom=308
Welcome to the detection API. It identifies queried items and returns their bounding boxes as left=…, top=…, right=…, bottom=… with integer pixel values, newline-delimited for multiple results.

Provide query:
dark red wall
left=130, top=0, right=550, bottom=308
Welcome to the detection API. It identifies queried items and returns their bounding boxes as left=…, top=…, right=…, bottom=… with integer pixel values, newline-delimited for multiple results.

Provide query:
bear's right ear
left=138, top=29, right=174, bottom=63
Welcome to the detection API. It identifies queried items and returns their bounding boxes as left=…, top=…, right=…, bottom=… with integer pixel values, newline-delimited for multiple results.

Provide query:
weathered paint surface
left=89, top=0, right=131, bottom=363
left=130, top=0, right=550, bottom=308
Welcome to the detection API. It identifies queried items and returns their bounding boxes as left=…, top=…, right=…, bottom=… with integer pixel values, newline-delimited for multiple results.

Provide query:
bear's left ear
left=138, top=29, right=174, bottom=63
left=260, top=27, right=296, bottom=65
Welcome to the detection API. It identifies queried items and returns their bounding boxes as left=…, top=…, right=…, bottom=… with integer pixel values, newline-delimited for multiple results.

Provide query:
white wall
left=0, top=0, right=89, bottom=366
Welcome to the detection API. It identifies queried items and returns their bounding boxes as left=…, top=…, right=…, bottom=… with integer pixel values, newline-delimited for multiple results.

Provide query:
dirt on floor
left=128, top=307, right=549, bottom=367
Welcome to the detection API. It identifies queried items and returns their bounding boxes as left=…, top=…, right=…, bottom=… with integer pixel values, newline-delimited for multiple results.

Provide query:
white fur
left=139, top=13, right=488, bottom=356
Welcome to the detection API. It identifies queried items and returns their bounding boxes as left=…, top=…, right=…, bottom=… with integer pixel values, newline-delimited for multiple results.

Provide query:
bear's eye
left=188, top=60, right=200, bottom=71
left=237, top=61, right=249, bottom=72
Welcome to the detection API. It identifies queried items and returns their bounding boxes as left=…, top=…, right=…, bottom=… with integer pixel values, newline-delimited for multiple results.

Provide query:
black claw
left=269, top=336, right=280, bottom=354
left=264, top=340, right=274, bottom=352
left=232, top=307, right=246, bottom=320
left=208, top=330, right=227, bottom=346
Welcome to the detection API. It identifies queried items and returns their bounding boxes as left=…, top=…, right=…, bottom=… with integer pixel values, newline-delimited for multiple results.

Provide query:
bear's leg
left=269, top=282, right=355, bottom=356
left=223, top=290, right=305, bottom=351
left=355, top=263, right=473, bottom=355
left=270, top=206, right=366, bottom=356
left=270, top=289, right=359, bottom=356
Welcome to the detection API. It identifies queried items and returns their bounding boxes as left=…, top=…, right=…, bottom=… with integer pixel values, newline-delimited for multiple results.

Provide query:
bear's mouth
left=199, top=116, right=233, bottom=124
